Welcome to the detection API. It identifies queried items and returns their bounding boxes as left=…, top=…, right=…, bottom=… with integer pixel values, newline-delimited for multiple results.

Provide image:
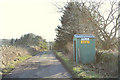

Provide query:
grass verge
left=2, top=54, right=32, bottom=76
left=54, top=51, right=103, bottom=78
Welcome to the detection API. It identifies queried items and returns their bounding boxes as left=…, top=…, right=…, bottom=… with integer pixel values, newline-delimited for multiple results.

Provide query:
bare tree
left=76, top=0, right=119, bottom=50
left=55, top=0, right=119, bottom=51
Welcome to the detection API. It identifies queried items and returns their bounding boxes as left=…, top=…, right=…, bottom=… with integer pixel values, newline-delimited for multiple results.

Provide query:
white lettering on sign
left=81, top=38, right=89, bottom=41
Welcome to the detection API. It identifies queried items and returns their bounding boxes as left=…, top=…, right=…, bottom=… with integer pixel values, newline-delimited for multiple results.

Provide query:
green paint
left=73, top=34, right=96, bottom=64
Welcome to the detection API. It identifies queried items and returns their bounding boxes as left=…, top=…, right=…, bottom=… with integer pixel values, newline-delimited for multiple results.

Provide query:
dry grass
left=1, top=45, right=42, bottom=76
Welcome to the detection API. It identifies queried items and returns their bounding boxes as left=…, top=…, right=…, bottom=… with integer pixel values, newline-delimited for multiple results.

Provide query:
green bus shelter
left=73, top=34, right=96, bottom=64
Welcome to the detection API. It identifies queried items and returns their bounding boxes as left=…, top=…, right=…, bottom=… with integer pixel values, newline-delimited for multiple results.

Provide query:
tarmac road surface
left=4, top=51, right=72, bottom=78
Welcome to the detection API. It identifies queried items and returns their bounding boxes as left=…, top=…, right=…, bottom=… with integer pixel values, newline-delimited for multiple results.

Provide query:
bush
left=95, top=51, right=118, bottom=77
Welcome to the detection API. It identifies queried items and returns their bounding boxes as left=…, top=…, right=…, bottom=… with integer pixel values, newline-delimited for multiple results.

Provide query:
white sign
left=81, top=38, right=89, bottom=41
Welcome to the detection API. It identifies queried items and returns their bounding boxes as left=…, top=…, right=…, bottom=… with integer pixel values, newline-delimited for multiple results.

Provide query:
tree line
left=10, top=33, right=47, bottom=49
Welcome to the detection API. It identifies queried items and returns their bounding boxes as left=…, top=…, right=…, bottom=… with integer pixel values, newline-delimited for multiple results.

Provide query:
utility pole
left=118, top=1, right=120, bottom=39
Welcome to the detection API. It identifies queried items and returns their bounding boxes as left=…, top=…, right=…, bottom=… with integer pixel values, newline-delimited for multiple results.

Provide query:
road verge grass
left=54, top=51, right=103, bottom=78
left=2, top=54, right=32, bottom=76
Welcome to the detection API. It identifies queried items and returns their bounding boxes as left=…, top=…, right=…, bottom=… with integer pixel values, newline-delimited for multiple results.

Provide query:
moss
left=18, top=55, right=32, bottom=61
left=78, top=71, right=102, bottom=78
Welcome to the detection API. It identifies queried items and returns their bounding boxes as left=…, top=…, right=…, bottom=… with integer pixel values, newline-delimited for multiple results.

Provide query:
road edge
left=53, top=51, right=75, bottom=78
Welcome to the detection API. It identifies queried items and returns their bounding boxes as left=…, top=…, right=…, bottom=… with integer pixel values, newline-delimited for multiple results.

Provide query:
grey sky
left=0, top=0, right=119, bottom=41
left=0, top=0, right=65, bottom=41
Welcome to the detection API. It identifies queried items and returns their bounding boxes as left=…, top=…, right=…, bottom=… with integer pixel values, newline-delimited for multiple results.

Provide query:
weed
left=55, top=51, right=102, bottom=78
left=2, top=55, right=32, bottom=75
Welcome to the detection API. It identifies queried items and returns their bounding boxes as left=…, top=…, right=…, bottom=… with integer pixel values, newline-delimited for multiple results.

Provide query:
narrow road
left=4, top=51, right=72, bottom=78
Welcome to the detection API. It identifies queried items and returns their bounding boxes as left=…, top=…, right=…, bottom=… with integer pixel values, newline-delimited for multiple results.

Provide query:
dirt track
left=4, top=51, right=72, bottom=78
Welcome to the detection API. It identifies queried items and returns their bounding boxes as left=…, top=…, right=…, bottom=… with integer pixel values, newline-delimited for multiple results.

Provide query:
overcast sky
left=0, top=0, right=66, bottom=41
left=0, top=0, right=118, bottom=41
